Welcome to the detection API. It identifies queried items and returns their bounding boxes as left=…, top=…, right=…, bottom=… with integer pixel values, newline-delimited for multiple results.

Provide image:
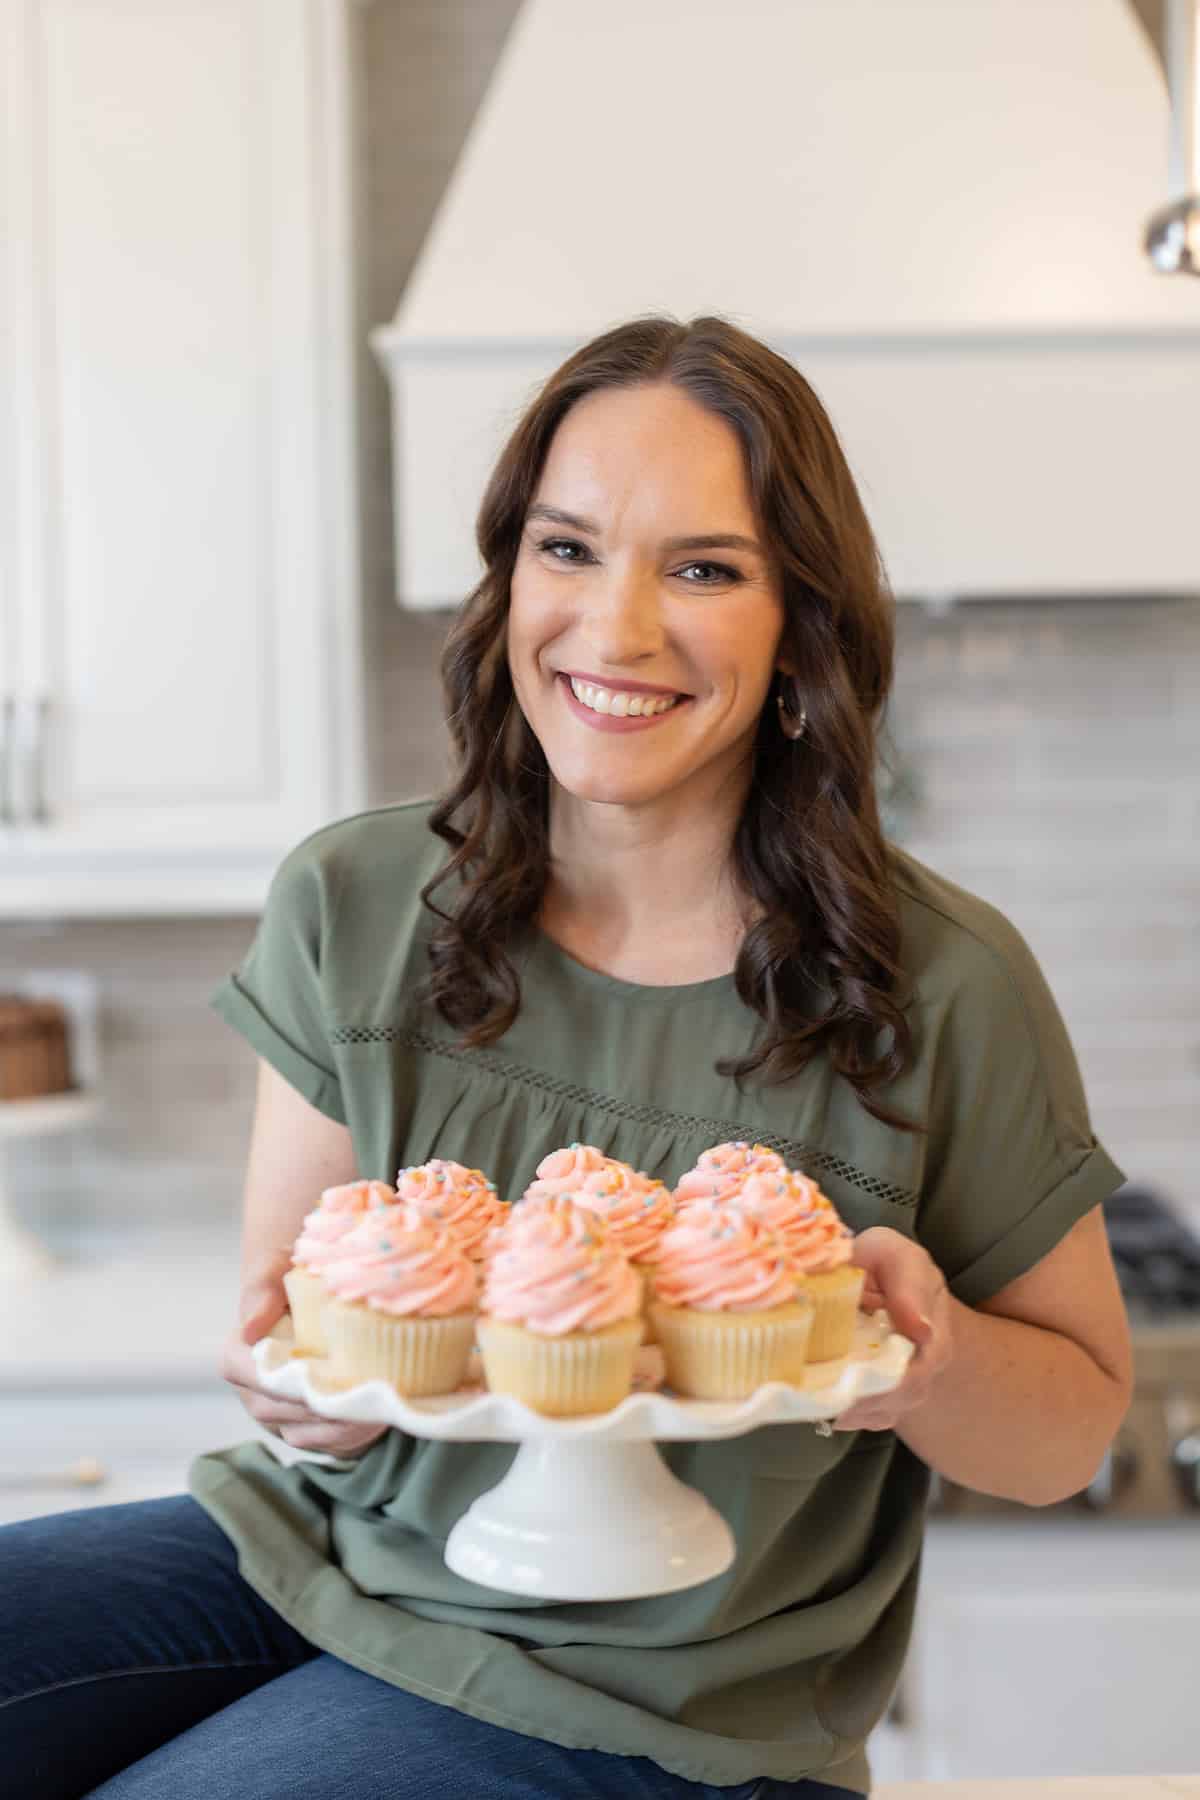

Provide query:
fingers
left=832, top=1404, right=895, bottom=1432
left=275, top=1421, right=388, bottom=1456
left=225, top=1381, right=386, bottom=1458
left=850, top=1229, right=947, bottom=1347
left=224, top=1381, right=322, bottom=1428
left=220, top=1284, right=385, bottom=1458
left=220, top=1333, right=271, bottom=1391
left=240, top=1279, right=287, bottom=1345
left=833, top=1292, right=951, bottom=1432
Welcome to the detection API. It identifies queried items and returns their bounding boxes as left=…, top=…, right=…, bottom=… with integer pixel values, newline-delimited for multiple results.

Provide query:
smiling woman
left=425, top=320, right=909, bottom=1097
left=0, top=315, right=1130, bottom=1800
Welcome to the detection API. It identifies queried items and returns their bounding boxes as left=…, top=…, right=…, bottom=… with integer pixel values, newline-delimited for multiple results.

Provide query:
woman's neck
left=540, top=782, right=754, bottom=981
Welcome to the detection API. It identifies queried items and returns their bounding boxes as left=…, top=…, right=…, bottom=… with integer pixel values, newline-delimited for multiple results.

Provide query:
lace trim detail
left=329, top=1024, right=920, bottom=1212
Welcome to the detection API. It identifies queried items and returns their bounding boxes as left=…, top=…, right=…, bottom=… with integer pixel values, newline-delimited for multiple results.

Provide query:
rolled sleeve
left=915, top=911, right=1125, bottom=1307
left=212, top=836, right=346, bottom=1124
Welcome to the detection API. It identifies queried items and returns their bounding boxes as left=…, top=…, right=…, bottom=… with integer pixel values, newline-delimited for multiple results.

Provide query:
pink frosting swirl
left=393, top=1159, right=506, bottom=1259
left=734, top=1169, right=854, bottom=1272
left=672, top=1140, right=788, bottom=1205
left=565, top=1165, right=674, bottom=1265
left=652, top=1201, right=797, bottom=1312
left=322, top=1203, right=477, bottom=1316
left=481, top=1195, right=639, bottom=1337
left=290, top=1179, right=396, bottom=1269
left=788, top=1211, right=854, bottom=1274
left=523, top=1143, right=611, bottom=1199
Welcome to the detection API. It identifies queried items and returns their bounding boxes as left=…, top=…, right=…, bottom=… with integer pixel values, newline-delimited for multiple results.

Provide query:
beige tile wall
left=3, top=2, right=1198, bottom=1252
left=889, top=597, right=1200, bottom=1222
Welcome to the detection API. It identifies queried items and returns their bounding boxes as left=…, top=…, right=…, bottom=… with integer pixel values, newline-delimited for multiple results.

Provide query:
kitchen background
left=9, top=597, right=1200, bottom=1247
left=7, top=0, right=1199, bottom=1247
left=2, top=0, right=1199, bottom=1787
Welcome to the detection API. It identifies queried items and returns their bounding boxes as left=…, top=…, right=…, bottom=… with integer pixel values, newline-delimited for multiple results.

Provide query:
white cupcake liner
left=282, top=1265, right=328, bottom=1354
left=799, top=1267, right=867, bottom=1362
left=649, top=1300, right=815, bottom=1400
left=321, top=1298, right=476, bottom=1395
left=476, top=1316, right=642, bottom=1416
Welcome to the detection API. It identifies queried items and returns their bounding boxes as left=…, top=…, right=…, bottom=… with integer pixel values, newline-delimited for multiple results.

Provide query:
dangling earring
left=776, top=680, right=808, bottom=741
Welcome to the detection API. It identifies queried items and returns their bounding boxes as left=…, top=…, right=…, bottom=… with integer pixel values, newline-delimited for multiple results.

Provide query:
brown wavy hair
left=422, top=314, right=919, bottom=1131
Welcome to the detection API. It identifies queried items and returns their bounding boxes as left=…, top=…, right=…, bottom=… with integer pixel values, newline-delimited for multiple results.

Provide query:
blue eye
left=678, top=560, right=741, bottom=586
left=535, top=537, right=742, bottom=585
left=537, top=537, right=592, bottom=563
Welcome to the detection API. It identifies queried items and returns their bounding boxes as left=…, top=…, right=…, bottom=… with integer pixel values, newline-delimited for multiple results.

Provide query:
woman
left=0, top=316, right=1131, bottom=1798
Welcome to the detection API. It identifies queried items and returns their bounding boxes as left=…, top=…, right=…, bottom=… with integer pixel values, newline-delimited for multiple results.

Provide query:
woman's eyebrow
left=525, top=503, right=764, bottom=557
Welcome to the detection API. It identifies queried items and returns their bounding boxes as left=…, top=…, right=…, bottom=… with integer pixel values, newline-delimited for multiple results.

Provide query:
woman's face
left=507, top=383, right=787, bottom=815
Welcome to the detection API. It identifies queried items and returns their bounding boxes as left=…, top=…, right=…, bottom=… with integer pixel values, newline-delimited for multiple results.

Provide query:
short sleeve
left=211, top=838, right=346, bottom=1124
left=915, top=917, right=1124, bottom=1308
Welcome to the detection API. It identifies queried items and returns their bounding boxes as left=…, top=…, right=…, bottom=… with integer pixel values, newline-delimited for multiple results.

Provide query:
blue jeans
left=0, top=1496, right=860, bottom=1799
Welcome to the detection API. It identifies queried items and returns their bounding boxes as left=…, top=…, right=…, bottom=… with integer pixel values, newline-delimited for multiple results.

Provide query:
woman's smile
left=558, top=672, right=689, bottom=730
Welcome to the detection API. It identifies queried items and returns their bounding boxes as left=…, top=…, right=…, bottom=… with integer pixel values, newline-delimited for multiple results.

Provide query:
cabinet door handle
left=30, top=693, right=51, bottom=825
left=0, top=695, right=15, bottom=825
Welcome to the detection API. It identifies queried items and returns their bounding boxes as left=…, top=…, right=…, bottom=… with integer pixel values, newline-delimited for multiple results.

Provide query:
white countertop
left=0, top=1228, right=240, bottom=1387
left=877, top=1780, right=1200, bottom=1798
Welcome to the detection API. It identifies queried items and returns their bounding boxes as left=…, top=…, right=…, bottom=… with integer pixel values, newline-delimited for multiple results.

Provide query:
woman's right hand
left=220, top=1275, right=389, bottom=1460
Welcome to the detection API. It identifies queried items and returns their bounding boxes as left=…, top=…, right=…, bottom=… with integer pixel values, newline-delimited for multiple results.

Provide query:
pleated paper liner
left=321, top=1299, right=476, bottom=1396
left=476, top=1315, right=643, bottom=1416
left=797, top=1265, right=867, bottom=1362
left=282, top=1266, right=329, bottom=1355
left=647, top=1298, right=816, bottom=1401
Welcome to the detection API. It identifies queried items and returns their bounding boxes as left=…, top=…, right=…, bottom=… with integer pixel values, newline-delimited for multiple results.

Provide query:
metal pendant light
left=1143, top=0, right=1200, bottom=272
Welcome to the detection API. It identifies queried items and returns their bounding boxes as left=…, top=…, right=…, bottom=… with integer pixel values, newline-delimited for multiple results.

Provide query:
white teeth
left=568, top=676, right=679, bottom=718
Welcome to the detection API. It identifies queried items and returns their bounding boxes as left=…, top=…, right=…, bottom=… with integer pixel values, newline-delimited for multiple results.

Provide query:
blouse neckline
left=529, top=925, right=739, bottom=1003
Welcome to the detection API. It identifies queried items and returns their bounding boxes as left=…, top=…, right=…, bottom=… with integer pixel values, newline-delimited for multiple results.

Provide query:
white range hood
left=373, top=0, right=1200, bottom=609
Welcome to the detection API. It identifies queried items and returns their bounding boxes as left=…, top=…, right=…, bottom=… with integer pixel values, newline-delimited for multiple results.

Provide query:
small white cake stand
left=0, top=1092, right=101, bottom=1280
left=254, top=1316, right=913, bottom=1602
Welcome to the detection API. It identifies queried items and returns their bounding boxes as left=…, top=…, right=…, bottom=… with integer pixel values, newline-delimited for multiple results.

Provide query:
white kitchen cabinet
left=884, top=1520, right=1200, bottom=1782
left=0, top=0, right=366, bottom=916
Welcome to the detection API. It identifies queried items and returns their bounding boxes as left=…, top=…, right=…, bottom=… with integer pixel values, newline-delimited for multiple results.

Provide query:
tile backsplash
left=6, top=596, right=1198, bottom=1250
left=889, top=596, right=1200, bottom=1227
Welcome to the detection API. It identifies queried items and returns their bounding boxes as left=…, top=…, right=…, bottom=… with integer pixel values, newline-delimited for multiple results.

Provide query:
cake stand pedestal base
left=0, top=1093, right=101, bottom=1281
left=0, top=1187, right=59, bottom=1279
left=444, top=1436, right=735, bottom=1600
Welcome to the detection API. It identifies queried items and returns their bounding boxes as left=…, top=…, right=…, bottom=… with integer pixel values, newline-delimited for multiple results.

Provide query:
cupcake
left=738, top=1169, right=863, bottom=1361
left=671, top=1140, right=788, bottom=1206
left=283, top=1178, right=396, bottom=1353
left=522, top=1142, right=612, bottom=1201
left=648, top=1200, right=814, bottom=1399
left=320, top=1203, right=478, bottom=1394
left=394, top=1158, right=507, bottom=1262
left=477, top=1194, right=641, bottom=1416
left=526, top=1146, right=673, bottom=1334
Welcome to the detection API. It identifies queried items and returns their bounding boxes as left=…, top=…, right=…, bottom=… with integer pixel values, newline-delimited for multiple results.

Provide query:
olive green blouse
left=190, top=800, right=1124, bottom=1794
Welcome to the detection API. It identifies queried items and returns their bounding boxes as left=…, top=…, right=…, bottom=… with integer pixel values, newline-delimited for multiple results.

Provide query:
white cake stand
left=0, top=1092, right=101, bottom=1279
left=254, top=1315, right=913, bottom=1602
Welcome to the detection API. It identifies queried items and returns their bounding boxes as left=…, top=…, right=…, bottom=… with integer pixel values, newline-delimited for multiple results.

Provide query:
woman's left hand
left=832, top=1226, right=953, bottom=1432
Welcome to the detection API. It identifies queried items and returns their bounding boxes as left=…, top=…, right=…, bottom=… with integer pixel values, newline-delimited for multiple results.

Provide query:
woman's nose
left=578, top=570, right=666, bottom=664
